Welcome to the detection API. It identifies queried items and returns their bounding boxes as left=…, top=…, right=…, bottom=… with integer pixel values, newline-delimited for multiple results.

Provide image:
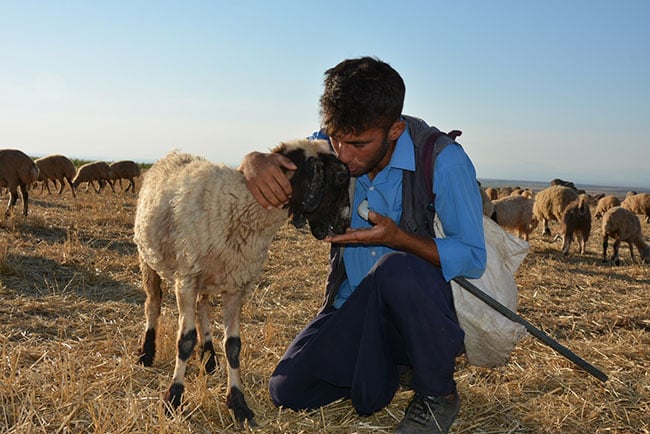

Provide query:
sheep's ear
left=300, top=157, right=325, bottom=213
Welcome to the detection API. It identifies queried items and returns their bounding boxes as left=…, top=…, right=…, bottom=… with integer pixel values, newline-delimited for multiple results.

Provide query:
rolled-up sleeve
left=433, top=144, right=486, bottom=281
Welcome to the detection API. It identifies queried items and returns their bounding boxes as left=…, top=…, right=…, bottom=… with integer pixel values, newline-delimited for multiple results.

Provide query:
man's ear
left=388, top=120, right=406, bottom=141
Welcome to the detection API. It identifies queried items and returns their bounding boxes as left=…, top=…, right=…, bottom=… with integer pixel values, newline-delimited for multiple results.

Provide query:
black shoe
left=394, top=392, right=460, bottom=434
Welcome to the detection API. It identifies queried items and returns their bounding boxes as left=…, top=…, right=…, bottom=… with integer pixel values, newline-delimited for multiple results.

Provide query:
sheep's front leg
left=65, top=178, right=76, bottom=198
left=612, top=239, right=622, bottom=265
left=222, top=291, right=256, bottom=426
left=166, top=278, right=199, bottom=409
left=196, top=293, right=217, bottom=374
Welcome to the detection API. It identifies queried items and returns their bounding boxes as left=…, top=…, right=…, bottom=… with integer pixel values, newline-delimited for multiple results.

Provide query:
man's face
left=328, top=121, right=405, bottom=178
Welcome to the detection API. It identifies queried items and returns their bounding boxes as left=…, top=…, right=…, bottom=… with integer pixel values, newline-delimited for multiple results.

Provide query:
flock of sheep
left=480, top=178, right=650, bottom=265
left=0, top=148, right=141, bottom=216
left=3, top=143, right=649, bottom=427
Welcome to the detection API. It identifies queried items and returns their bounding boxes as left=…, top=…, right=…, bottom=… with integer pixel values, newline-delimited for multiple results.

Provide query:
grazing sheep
left=34, top=154, right=77, bottom=198
left=550, top=178, right=586, bottom=195
left=480, top=187, right=495, bottom=218
left=601, top=206, right=650, bottom=265
left=491, top=195, right=538, bottom=241
left=0, top=149, right=40, bottom=216
left=551, top=178, right=577, bottom=190
left=532, top=185, right=579, bottom=235
left=592, top=192, right=606, bottom=202
left=108, top=160, right=141, bottom=193
left=519, top=188, right=534, bottom=199
left=497, top=186, right=515, bottom=198
left=484, top=187, right=498, bottom=200
left=560, top=194, right=592, bottom=256
left=510, top=188, right=524, bottom=196
left=72, top=161, right=114, bottom=193
left=507, top=188, right=534, bottom=199
left=133, top=139, right=350, bottom=425
left=621, top=193, right=650, bottom=223
left=594, top=195, right=621, bottom=219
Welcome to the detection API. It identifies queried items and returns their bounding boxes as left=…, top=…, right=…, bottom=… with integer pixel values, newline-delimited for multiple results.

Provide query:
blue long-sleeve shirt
left=310, top=124, right=486, bottom=309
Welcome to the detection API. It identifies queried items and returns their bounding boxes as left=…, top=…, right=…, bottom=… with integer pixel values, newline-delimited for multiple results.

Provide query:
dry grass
left=1, top=185, right=648, bottom=433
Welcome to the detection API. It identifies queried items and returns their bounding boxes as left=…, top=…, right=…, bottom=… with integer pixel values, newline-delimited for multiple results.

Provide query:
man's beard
left=353, top=134, right=391, bottom=178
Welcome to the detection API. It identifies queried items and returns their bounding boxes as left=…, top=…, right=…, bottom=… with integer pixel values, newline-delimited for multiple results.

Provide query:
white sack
left=434, top=215, right=529, bottom=367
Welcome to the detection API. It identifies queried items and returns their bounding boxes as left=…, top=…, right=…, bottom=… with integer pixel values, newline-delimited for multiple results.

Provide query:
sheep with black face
left=133, top=139, right=350, bottom=426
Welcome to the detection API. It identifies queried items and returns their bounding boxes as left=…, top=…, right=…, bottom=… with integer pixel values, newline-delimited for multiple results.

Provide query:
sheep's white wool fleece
left=134, top=151, right=287, bottom=296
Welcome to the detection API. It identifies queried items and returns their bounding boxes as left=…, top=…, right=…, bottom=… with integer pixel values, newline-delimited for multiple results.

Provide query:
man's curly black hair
left=319, top=56, right=405, bottom=137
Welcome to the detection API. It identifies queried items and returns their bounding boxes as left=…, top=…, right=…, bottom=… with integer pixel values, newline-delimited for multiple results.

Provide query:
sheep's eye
left=334, top=169, right=348, bottom=186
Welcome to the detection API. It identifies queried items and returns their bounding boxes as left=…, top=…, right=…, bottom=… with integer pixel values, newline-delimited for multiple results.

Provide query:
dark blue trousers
left=269, top=251, right=464, bottom=415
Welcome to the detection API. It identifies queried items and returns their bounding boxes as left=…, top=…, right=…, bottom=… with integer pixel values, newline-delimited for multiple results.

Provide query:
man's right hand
left=238, top=151, right=297, bottom=209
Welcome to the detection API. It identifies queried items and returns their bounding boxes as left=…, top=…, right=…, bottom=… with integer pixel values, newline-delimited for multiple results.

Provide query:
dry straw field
left=1, top=181, right=648, bottom=433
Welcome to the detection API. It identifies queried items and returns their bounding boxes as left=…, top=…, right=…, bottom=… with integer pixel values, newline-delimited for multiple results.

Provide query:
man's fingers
left=240, top=151, right=296, bottom=209
left=260, top=182, right=290, bottom=209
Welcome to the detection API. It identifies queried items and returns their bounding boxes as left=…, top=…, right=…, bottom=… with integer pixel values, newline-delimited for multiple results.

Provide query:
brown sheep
left=602, top=206, right=650, bottom=265
left=491, top=195, right=538, bottom=241
left=560, top=194, right=592, bottom=256
left=497, top=186, right=515, bottom=198
left=551, top=178, right=577, bottom=190
left=484, top=187, right=498, bottom=200
left=621, top=193, right=650, bottom=223
left=532, top=185, right=579, bottom=235
left=594, top=195, right=621, bottom=219
left=108, top=160, right=141, bottom=193
left=72, top=161, right=114, bottom=193
left=480, top=188, right=495, bottom=218
left=550, top=178, right=586, bottom=195
left=34, top=154, right=77, bottom=198
left=0, top=149, right=40, bottom=216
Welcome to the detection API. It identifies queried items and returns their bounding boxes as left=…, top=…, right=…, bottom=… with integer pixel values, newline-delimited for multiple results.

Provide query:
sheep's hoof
left=137, top=329, right=156, bottom=366
left=137, top=351, right=154, bottom=367
left=227, top=387, right=256, bottom=427
left=164, top=383, right=184, bottom=412
left=201, top=341, right=218, bottom=374
left=204, top=354, right=217, bottom=374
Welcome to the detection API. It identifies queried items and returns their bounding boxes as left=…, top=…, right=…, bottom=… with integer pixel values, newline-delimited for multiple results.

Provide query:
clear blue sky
left=2, top=1, right=649, bottom=189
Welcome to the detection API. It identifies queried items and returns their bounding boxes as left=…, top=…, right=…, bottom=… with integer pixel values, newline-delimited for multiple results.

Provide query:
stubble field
left=1, top=183, right=648, bottom=433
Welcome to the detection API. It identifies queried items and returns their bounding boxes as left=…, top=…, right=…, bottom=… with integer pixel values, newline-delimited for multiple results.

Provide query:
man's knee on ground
left=269, top=374, right=300, bottom=410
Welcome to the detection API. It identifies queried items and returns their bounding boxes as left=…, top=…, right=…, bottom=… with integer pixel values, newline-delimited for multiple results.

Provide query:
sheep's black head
left=276, top=140, right=351, bottom=240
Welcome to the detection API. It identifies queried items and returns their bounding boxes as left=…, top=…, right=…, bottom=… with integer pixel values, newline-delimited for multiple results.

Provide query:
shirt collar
left=389, top=120, right=415, bottom=172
